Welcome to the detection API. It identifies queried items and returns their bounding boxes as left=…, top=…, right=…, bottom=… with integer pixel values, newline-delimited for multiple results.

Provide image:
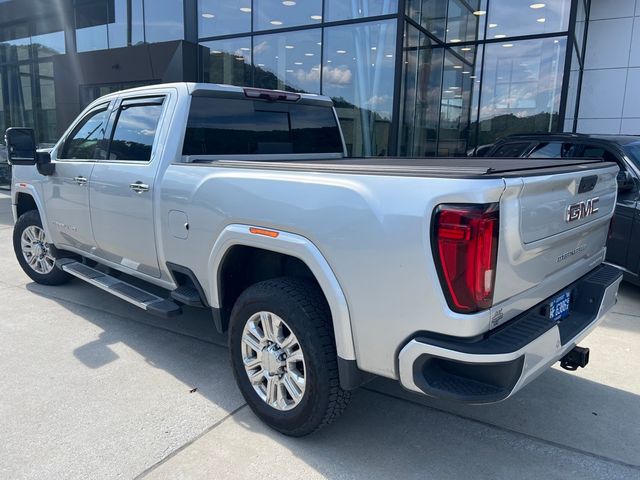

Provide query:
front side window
left=107, top=97, right=164, bottom=161
left=622, top=143, right=640, bottom=168
left=62, top=106, right=109, bottom=159
left=182, top=97, right=343, bottom=156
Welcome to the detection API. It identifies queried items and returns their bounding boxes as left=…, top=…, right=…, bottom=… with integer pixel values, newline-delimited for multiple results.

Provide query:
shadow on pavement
left=23, top=281, right=640, bottom=474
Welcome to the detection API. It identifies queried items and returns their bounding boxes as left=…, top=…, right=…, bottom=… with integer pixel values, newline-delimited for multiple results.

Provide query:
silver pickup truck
left=5, top=83, right=623, bottom=436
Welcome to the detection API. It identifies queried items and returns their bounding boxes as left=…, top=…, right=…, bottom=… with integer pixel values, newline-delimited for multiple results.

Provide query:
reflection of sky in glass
left=322, top=20, right=397, bottom=120
left=253, top=29, right=322, bottom=93
left=32, top=31, right=66, bottom=56
left=325, top=0, right=398, bottom=21
left=198, top=0, right=252, bottom=37
left=254, top=0, right=323, bottom=31
left=144, top=0, right=184, bottom=43
left=479, top=37, right=565, bottom=121
left=487, top=0, right=569, bottom=39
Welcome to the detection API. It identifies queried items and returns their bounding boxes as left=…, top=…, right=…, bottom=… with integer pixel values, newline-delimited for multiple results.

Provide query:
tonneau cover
left=195, top=157, right=612, bottom=179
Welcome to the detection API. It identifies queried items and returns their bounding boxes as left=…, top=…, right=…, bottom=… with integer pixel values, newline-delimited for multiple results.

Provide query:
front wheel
left=229, top=277, right=350, bottom=436
left=13, top=210, right=71, bottom=285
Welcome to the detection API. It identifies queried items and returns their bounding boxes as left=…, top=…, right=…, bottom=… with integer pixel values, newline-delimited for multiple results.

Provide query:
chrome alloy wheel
left=241, top=311, right=306, bottom=411
left=20, top=225, right=55, bottom=275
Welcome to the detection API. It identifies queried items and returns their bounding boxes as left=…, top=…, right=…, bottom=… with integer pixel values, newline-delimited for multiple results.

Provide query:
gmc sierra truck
left=5, top=83, right=623, bottom=436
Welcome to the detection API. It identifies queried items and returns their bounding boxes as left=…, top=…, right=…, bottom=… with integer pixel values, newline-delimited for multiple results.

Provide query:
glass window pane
left=439, top=45, right=482, bottom=156
left=253, top=30, right=321, bottom=93
left=37, top=62, right=58, bottom=144
left=446, top=0, right=486, bottom=44
left=108, top=100, right=164, bottom=161
left=325, top=0, right=398, bottom=22
left=405, top=0, right=447, bottom=41
left=107, top=0, right=129, bottom=49
left=183, top=97, right=343, bottom=156
left=254, top=0, right=323, bottom=31
left=144, top=0, right=184, bottom=43
left=575, top=0, right=586, bottom=56
left=0, top=24, right=31, bottom=62
left=564, top=45, right=579, bottom=132
left=202, top=38, right=252, bottom=86
left=487, top=0, right=570, bottom=39
left=477, top=37, right=566, bottom=146
left=75, top=0, right=109, bottom=52
left=131, top=0, right=145, bottom=45
left=323, top=20, right=397, bottom=157
left=63, top=107, right=109, bottom=159
left=399, top=25, right=443, bottom=157
left=198, top=0, right=252, bottom=37
left=31, top=31, right=65, bottom=57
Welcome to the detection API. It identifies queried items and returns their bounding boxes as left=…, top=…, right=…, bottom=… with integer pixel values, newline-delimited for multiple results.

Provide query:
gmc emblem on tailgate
left=566, top=197, right=599, bottom=223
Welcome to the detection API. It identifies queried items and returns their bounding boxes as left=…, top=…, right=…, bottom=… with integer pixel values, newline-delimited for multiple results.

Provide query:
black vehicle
left=487, top=133, right=640, bottom=285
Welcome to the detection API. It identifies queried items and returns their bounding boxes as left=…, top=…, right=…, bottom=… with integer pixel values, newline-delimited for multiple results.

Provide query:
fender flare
left=12, top=184, right=53, bottom=239
left=207, top=224, right=356, bottom=361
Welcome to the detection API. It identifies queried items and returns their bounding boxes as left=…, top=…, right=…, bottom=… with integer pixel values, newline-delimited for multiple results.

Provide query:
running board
left=56, top=259, right=182, bottom=318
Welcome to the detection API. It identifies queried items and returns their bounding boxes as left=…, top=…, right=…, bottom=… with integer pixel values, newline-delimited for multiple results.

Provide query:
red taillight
left=432, top=204, right=499, bottom=314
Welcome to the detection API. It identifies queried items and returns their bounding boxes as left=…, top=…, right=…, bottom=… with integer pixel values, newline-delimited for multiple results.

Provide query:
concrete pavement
left=0, top=191, right=639, bottom=479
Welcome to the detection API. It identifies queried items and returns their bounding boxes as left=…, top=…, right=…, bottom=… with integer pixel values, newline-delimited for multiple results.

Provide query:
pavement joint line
left=363, top=387, right=640, bottom=472
left=12, top=282, right=230, bottom=349
left=610, top=310, right=640, bottom=319
left=134, top=404, right=248, bottom=479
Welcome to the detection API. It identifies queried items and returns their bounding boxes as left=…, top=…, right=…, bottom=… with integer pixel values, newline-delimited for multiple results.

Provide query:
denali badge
left=566, top=197, right=599, bottom=223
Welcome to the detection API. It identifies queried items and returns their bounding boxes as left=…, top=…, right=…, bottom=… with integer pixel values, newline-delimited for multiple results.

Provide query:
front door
left=42, top=103, right=111, bottom=252
left=89, top=95, right=166, bottom=278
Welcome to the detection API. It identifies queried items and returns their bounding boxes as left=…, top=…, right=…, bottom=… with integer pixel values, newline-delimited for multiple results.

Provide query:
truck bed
left=191, top=156, right=612, bottom=178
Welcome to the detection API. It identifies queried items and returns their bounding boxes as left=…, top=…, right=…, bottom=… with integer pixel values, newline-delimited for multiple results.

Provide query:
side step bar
left=57, top=259, right=182, bottom=318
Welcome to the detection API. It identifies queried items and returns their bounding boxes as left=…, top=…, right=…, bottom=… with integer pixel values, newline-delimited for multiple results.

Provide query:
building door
left=89, top=94, right=166, bottom=278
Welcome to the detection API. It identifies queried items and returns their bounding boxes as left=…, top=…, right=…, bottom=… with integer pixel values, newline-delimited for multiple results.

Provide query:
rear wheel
left=229, top=277, right=350, bottom=436
left=13, top=210, right=71, bottom=285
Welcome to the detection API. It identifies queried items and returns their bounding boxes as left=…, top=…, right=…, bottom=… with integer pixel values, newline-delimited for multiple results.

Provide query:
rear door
left=579, top=144, right=637, bottom=269
left=89, top=95, right=167, bottom=278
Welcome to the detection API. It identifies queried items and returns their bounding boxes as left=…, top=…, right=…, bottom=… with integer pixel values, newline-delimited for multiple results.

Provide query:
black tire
left=229, top=277, right=351, bottom=436
left=13, top=210, right=71, bottom=285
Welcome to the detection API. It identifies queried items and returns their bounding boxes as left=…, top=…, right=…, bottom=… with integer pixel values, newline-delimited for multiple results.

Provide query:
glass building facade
left=0, top=0, right=590, bottom=164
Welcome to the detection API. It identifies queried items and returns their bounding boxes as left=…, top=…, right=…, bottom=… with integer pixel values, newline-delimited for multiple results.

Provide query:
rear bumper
left=398, top=263, right=623, bottom=403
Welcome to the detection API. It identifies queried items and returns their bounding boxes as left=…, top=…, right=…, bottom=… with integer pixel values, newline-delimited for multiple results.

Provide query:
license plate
left=549, top=291, right=571, bottom=321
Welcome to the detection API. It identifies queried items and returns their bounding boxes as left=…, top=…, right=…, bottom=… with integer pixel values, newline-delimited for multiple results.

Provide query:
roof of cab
left=499, top=132, right=640, bottom=146
left=90, top=82, right=334, bottom=107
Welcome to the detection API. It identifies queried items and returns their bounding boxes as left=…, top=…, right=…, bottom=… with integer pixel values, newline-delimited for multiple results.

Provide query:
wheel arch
left=208, top=224, right=356, bottom=362
left=13, top=188, right=53, bottom=239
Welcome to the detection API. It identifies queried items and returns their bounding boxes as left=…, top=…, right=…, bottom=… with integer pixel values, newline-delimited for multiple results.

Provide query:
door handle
left=129, top=181, right=150, bottom=194
left=73, top=176, right=88, bottom=186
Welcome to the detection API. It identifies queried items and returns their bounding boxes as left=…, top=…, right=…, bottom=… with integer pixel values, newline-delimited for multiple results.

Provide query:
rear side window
left=107, top=97, right=165, bottom=162
left=491, top=142, right=532, bottom=157
left=528, top=142, right=577, bottom=158
left=62, top=106, right=109, bottom=159
left=182, top=97, right=343, bottom=156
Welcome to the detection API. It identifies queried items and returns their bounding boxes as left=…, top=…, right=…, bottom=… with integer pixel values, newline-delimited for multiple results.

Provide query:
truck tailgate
left=492, top=162, right=619, bottom=321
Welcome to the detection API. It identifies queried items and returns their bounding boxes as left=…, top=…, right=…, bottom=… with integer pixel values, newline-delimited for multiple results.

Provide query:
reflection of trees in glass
left=472, top=112, right=559, bottom=146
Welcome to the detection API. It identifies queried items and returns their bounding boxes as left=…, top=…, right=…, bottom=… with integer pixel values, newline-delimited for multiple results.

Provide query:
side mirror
left=5, top=128, right=37, bottom=166
left=617, top=171, right=635, bottom=192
